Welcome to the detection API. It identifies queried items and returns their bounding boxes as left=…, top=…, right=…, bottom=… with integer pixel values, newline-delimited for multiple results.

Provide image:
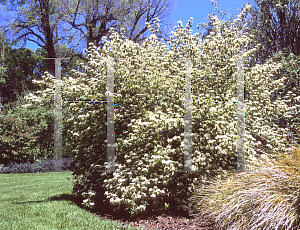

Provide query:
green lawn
left=0, top=171, right=144, bottom=230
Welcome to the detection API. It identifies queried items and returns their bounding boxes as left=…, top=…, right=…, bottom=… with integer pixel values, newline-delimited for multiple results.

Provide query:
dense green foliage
left=0, top=37, right=47, bottom=106
left=0, top=108, right=42, bottom=166
left=0, top=76, right=80, bottom=165
left=266, top=52, right=300, bottom=146
left=245, top=0, right=300, bottom=146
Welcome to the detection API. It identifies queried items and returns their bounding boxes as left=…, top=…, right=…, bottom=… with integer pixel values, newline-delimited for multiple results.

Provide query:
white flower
left=113, top=172, right=119, bottom=177
left=118, top=178, right=126, bottom=183
left=21, top=104, right=32, bottom=109
left=139, top=205, right=146, bottom=211
left=149, top=34, right=157, bottom=39
left=115, top=198, right=122, bottom=203
left=141, top=192, right=147, bottom=197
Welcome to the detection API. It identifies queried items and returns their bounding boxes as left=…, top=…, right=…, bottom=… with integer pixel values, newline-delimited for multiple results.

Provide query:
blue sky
left=1, top=0, right=254, bottom=52
left=0, top=0, right=255, bottom=111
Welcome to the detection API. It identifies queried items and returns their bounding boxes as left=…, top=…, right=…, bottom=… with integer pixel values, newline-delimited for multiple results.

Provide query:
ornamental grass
left=189, top=127, right=300, bottom=230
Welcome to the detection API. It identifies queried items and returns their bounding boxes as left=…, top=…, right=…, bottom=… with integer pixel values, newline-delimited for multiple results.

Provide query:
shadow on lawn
left=13, top=193, right=83, bottom=208
left=48, top=193, right=81, bottom=204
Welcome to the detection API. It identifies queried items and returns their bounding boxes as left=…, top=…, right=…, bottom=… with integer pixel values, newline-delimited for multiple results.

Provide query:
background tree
left=0, top=0, right=94, bottom=80
left=0, top=0, right=176, bottom=82
left=0, top=31, right=63, bottom=157
left=0, top=31, right=49, bottom=113
left=0, top=30, right=6, bottom=114
left=1, top=48, right=45, bottom=106
left=51, top=0, right=176, bottom=51
left=0, top=0, right=60, bottom=76
left=243, top=0, right=300, bottom=144
left=244, top=0, right=300, bottom=64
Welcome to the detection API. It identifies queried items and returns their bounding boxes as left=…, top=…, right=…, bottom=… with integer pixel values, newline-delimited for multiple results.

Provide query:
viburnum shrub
left=23, top=5, right=299, bottom=219
left=265, top=51, right=300, bottom=147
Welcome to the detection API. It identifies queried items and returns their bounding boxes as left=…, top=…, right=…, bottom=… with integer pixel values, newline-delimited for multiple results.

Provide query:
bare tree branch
left=54, top=0, right=176, bottom=50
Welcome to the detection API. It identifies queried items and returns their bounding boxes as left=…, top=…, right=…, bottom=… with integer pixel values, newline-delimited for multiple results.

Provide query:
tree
left=0, top=47, right=46, bottom=107
left=0, top=31, right=50, bottom=114
left=0, top=0, right=93, bottom=79
left=51, top=0, right=176, bottom=50
left=0, top=0, right=177, bottom=80
left=0, top=0, right=59, bottom=76
left=0, top=31, right=6, bottom=114
left=242, top=0, right=300, bottom=143
left=244, top=0, right=300, bottom=64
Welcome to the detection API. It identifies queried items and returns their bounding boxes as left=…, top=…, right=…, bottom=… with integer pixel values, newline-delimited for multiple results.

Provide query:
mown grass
left=0, top=170, right=145, bottom=230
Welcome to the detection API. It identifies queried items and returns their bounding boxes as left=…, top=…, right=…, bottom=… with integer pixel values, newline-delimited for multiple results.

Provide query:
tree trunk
left=0, top=32, right=5, bottom=115
left=40, top=0, right=56, bottom=76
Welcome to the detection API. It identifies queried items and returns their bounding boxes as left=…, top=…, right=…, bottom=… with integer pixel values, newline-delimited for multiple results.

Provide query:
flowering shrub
left=22, top=5, right=299, bottom=219
left=266, top=52, right=300, bottom=146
